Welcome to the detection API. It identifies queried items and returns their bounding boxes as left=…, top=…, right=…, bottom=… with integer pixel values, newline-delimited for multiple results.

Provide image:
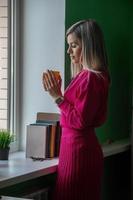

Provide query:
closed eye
left=71, top=43, right=77, bottom=48
left=67, top=42, right=78, bottom=49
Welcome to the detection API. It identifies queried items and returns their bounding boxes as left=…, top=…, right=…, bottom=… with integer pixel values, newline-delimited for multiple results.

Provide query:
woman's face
left=67, top=33, right=82, bottom=64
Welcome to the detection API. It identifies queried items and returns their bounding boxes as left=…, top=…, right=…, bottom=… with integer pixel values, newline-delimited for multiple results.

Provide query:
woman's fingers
left=58, top=77, right=62, bottom=88
left=43, top=71, right=55, bottom=91
left=45, top=72, right=52, bottom=88
left=42, top=70, right=62, bottom=98
left=43, top=73, right=50, bottom=91
left=47, top=70, right=56, bottom=86
left=48, top=70, right=61, bottom=88
left=49, top=70, right=61, bottom=92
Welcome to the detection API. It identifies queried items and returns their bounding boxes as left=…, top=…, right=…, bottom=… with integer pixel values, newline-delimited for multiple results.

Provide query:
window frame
left=8, top=0, right=20, bottom=152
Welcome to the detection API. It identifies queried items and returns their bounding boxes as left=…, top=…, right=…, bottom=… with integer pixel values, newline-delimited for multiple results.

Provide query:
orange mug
left=52, top=70, right=61, bottom=81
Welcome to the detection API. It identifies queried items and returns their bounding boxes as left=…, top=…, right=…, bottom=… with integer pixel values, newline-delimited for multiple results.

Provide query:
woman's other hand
left=42, top=70, right=62, bottom=100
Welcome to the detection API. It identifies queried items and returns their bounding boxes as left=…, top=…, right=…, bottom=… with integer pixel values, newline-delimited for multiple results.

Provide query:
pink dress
left=53, top=69, right=109, bottom=200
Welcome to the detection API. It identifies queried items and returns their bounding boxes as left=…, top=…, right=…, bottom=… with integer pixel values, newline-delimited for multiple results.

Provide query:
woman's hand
left=42, top=70, right=62, bottom=100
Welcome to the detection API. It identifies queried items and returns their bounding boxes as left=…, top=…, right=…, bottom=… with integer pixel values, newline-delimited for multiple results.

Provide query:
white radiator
left=23, top=187, right=49, bottom=200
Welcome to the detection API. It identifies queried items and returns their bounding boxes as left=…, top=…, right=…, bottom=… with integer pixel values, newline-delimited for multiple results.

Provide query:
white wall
left=20, top=0, right=65, bottom=150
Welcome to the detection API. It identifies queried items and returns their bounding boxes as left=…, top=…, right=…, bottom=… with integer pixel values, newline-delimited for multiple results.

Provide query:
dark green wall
left=130, top=1, right=133, bottom=95
left=65, top=0, right=132, bottom=143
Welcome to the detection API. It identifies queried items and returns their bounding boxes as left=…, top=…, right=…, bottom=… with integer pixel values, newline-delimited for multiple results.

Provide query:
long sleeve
left=58, top=71, right=106, bottom=130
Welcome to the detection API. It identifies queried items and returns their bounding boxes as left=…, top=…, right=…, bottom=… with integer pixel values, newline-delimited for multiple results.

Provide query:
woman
left=43, top=19, right=110, bottom=200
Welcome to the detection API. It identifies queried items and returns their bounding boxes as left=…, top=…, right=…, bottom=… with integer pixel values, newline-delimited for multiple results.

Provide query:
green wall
left=130, top=1, right=133, bottom=95
left=65, top=0, right=132, bottom=143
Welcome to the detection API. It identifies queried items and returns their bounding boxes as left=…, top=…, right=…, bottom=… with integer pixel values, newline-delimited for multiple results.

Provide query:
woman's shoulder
left=78, top=68, right=103, bottom=81
left=77, top=68, right=109, bottom=88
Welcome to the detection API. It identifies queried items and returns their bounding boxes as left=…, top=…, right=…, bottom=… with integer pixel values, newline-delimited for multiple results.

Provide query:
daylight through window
left=0, top=0, right=8, bottom=129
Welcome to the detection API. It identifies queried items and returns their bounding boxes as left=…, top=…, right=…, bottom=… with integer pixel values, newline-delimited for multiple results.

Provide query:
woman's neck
left=72, top=64, right=83, bottom=78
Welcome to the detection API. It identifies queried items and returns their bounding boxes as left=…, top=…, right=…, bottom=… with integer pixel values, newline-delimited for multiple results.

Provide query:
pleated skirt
left=52, top=127, right=104, bottom=200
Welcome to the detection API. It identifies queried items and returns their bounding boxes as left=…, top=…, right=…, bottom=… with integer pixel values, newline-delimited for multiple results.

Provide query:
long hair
left=66, top=19, right=110, bottom=78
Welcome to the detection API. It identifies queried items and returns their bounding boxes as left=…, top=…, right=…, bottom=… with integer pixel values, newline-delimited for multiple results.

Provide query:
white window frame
left=8, top=0, right=20, bottom=152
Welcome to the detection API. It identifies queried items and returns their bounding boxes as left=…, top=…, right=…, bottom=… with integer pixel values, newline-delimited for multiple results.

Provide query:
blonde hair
left=66, top=19, right=110, bottom=78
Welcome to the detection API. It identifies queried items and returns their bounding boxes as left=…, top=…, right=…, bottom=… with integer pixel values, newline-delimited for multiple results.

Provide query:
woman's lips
left=70, top=56, right=74, bottom=59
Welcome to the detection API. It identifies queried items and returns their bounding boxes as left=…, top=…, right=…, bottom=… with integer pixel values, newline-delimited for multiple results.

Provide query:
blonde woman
left=43, top=19, right=110, bottom=200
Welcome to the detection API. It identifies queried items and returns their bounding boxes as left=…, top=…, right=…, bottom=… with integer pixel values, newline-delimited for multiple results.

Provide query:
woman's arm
left=58, top=73, right=101, bottom=129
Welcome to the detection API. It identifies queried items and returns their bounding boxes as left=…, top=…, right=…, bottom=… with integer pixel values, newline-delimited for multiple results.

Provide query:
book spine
left=54, top=122, right=62, bottom=157
left=49, top=125, right=56, bottom=158
left=45, top=125, right=51, bottom=158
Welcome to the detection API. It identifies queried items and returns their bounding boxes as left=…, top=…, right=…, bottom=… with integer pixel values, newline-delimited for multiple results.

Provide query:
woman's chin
left=72, top=61, right=80, bottom=65
left=71, top=59, right=78, bottom=64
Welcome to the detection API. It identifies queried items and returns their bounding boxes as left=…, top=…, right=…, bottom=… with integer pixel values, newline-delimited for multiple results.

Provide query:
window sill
left=0, top=138, right=130, bottom=189
left=103, top=137, right=130, bottom=157
left=0, top=152, right=58, bottom=189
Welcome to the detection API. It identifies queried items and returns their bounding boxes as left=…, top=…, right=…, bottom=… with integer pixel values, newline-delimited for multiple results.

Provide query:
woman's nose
left=67, top=47, right=70, bottom=54
left=67, top=47, right=72, bottom=54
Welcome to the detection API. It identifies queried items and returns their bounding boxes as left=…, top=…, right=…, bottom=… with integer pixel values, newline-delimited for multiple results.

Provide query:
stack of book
left=26, top=112, right=61, bottom=159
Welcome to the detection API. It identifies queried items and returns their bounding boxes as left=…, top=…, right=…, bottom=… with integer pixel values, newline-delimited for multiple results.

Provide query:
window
left=0, top=0, right=8, bottom=129
left=0, top=0, right=20, bottom=151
